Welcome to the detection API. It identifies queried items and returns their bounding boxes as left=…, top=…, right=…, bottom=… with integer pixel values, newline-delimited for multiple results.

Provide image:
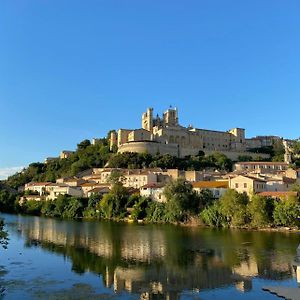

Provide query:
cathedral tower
left=142, top=108, right=153, bottom=132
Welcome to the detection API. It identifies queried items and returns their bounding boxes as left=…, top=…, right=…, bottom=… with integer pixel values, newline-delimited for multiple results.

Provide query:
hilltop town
left=1, top=107, right=300, bottom=227
left=28, top=107, right=297, bottom=201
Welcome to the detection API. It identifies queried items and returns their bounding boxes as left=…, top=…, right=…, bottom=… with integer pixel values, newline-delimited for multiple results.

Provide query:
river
left=0, top=213, right=300, bottom=299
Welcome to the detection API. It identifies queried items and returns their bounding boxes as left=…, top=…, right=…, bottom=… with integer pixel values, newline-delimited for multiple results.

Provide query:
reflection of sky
left=1, top=213, right=299, bottom=300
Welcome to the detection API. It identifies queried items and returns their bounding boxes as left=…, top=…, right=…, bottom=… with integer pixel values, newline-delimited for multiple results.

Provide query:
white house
left=140, top=183, right=166, bottom=202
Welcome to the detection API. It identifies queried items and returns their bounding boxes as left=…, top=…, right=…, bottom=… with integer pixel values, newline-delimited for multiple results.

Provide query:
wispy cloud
left=0, top=166, right=24, bottom=180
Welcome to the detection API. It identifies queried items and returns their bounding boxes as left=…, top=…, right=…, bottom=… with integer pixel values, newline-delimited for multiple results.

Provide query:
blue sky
left=1, top=0, right=300, bottom=178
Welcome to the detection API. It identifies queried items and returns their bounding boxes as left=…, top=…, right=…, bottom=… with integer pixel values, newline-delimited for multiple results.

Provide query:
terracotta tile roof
left=64, top=178, right=82, bottom=182
left=26, top=182, right=52, bottom=187
left=192, top=181, right=228, bottom=189
left=141, top=183, right=165, bottom=189
left=87, top=187, right=110, bottom=193
left=127, top=187, right=140, bottom=194
left=80, top=182, right=97, bottom=187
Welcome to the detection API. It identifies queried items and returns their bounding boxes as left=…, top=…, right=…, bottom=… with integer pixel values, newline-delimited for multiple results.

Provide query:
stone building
left=229, top=175, right=266, bottom=195
left=110, top=107, right=270, bottom=160
left=234, top=162, right=289, bottom=173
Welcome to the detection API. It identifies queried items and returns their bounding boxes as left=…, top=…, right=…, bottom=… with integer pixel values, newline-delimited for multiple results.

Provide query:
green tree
left=273, top=197, right=300, bottom=227
left=62, top=197, right=84, bottom=219
left=0, top=189, right=17, bottom=212
left=53, top=195, right=69, bottom=217
left=219, top=189, right=249, bottom=227
left=248, top=195, right=274, bottom=227
left=209, top=152, right=233, bottom=171
left=97, top=193, right=114, bottom=219
left=77, top=139, right=91, bottom=150
left=131, top=197, right=150, bottom=221
left=146, top=202, right=166, bottom=222
left=23, top=200, right=43, bottom=215
left=163, top=179, right=200, bottom=222
left=41, top=201, right=56, bottom=217
left=198, top=189, right=215, bottom=207
left=200, top=202, right=224, bottom=227
left=97, top=183, right=130, bottom=218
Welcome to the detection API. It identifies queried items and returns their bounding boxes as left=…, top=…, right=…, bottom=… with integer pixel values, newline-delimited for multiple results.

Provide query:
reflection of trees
left=0, top=218, right=8, bottom=249
left=13, top=215, right=300, bottom=298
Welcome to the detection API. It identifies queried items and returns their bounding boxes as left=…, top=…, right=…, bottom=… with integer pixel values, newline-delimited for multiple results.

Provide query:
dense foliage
left=5, top=139, right=111, bottom=189
left=107, top=151, right=233, bottom=171
left=200, top=190, right=300, bottom=228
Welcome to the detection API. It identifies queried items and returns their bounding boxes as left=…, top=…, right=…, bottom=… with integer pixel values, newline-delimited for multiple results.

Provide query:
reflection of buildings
left=15, top=216, right=299, bottom=299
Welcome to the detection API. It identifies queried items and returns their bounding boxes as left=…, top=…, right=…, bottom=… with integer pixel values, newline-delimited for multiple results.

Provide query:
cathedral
left=109, top=107, right=270, bottom=160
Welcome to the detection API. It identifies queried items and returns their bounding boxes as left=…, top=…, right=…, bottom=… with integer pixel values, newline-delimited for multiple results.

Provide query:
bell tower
left=142, top=108, right=153, bottom=132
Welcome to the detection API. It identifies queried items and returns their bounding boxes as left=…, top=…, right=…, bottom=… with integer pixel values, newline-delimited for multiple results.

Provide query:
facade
left=25, top=182, right=51, bottom=195
left=245, top=136, right=281, bottom=149
left=229, top=175, right=266, bottom=195
left=192, top=181, right=229, bottom=198
left=234, top=162, right=289, bottom=173
left=46, top=184, right=83, bottom=200
left=140, top=183, right=166, bottom=202
left=265, top=177, right=296, bottom=192
left=110, top=107, right=271, bottom=160
left=87, top=187, right=110, bottom=198
left=122, top=170, right=157, bottom=189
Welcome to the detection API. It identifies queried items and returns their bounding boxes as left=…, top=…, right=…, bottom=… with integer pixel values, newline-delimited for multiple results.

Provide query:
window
left=244, top=183, right=247, bottom=188
left=235, top=183, right=239, bottom=188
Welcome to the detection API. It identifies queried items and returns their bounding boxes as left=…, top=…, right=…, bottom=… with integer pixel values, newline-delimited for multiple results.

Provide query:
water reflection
left=7, top=215, right=300, bottom=299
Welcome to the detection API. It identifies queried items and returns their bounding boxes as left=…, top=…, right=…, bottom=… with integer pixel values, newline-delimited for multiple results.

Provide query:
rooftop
left=192, top=181, right=229, bottom=189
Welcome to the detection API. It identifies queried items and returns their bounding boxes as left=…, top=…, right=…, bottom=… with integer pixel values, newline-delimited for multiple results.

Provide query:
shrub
left=200, top=202, right=224, bottom=227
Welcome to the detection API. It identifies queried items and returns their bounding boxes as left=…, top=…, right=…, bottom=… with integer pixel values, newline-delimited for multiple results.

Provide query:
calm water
left=0, top=213, right=300, bottom=299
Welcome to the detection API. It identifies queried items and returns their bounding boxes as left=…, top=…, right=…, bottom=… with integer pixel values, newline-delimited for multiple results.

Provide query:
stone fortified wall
left=118, top=141, right=270, bottom=161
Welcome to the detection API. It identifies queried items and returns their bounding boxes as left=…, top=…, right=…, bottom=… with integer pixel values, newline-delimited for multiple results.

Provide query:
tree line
left=1, top=178, right=299, bottom=229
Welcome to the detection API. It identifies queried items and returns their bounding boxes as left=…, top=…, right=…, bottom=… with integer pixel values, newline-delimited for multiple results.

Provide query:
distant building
left=46, top=183, right=83, bottom=200
left=245, top=136, right=281, bottom=149
left=86, top=187, right=110, bottom=198
left=110, top=107, right=271, bottom=160
left=60, top=150, right=75, bottom=159
left=234, top=162, right=289, bottom=173
left=25, top=182, right=52, bottom=195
